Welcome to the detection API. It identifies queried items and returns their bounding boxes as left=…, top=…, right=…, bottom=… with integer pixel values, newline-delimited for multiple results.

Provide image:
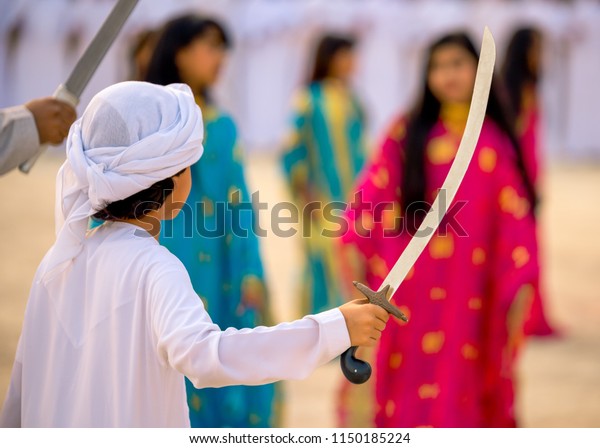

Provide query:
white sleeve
left=0, top=337, right=23, bottom=428
left=0, top=106, right=40, bottom=175
left=147, top=260, right=351, bottom=389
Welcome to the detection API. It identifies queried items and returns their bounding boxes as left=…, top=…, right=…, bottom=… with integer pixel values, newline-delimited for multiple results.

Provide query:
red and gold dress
left=342, top=104, right=539, bottom=427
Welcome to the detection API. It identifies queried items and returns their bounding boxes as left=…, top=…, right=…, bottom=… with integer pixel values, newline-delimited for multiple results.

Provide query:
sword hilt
left=340, top=282, right=408, bottom=384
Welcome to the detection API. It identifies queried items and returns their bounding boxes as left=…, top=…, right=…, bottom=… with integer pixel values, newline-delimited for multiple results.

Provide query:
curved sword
left=342, top=27, right=497, bottom=384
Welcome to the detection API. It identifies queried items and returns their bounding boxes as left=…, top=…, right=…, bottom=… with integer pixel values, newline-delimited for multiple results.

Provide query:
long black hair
left=502, top=27, right=542, bottom=116
left=145, top=15, right=230, bottom=89
left=401, top=32, right=537, bottom=231
left=129, top=28, right=159, bottom=80
left=310, top=34, right=355, bottom=83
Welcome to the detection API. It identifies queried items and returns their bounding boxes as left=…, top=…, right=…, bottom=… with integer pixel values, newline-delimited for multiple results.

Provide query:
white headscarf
left=40, top=81, right=204, bottom=284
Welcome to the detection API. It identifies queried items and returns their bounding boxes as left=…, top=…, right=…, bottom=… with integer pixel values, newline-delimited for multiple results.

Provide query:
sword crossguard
left=352, top=281, right=408, bottom=322
left=340, top=282, right=409, bottom=384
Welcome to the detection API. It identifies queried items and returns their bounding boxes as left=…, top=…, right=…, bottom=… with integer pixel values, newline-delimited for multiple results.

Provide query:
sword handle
left=19, top=84, right=79, bottom=174
left=340, top=282, right=408, bottom=384
left=18, top=145, right=47, bottom=174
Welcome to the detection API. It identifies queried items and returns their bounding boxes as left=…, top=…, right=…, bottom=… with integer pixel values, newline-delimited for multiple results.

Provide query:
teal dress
left=161, top=104, right=279, bottom=428
left=281, top=80, right=366, bottom=315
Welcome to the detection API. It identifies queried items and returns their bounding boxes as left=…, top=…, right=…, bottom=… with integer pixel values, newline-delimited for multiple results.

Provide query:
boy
left=0, top=82, right=389, bottom=427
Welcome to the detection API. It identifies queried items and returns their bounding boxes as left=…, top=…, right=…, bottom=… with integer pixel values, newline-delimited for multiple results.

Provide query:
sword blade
left=65, top=0, right=139, bottom=97
left=380, top=27, right=496, bottom=299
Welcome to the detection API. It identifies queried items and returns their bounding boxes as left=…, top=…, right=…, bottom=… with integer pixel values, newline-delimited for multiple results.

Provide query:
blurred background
left=1, top=0, right=599, bottom=427
left=3, top=0, right=600, bottom=157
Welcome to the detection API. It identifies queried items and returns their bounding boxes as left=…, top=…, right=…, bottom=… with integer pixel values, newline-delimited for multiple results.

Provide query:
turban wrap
left=40, top=81, right=204, bottom=283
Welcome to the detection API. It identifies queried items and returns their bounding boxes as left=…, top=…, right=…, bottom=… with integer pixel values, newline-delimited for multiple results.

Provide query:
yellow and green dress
left=160, top=103, right=280, bottom=428
left=281, top=80, right=366, bottom=315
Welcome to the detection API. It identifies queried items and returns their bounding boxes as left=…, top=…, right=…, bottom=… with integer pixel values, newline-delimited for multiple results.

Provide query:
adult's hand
left=25, top=97, right=77, bottom=145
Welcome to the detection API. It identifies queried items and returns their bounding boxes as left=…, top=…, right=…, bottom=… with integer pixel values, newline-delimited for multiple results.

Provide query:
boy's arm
left=147, top=260, right=384, bottom=389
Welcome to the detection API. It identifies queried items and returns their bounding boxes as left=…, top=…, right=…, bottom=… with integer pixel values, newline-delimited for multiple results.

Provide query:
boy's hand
left=339, top=299, right=390, bottom=347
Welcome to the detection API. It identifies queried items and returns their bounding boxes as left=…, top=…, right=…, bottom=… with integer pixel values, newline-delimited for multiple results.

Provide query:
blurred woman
left=342, top=32, right=539, bottom=427
left=503, top=27, right=543, bottom=186
left=281, top=34, right=366, bottom=315
left=146, top=15, right=279, bottom=428
left=129, top=29, right=158, bottom=81
left=503, top=27, right=555, bottom=336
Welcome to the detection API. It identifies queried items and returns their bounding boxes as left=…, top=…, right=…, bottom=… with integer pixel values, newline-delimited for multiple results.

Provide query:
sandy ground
left=0, top=152, right=599, bottom=427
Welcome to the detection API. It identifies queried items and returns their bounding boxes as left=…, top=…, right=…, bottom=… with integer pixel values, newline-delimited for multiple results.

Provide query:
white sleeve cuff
left=310, top=308, right=351, bottom=359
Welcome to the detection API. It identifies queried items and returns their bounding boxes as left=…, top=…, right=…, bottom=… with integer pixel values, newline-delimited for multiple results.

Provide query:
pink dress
left=342, top=105, right=539, bottom=427
left=518, top=86, right=555, bottom=337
